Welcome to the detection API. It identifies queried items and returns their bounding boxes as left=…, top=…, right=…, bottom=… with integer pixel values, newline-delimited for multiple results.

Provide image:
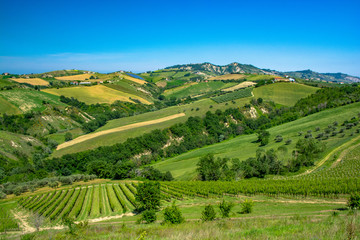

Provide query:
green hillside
left=164, top=81, right=237, bottom=99
left=253, top=82, right=318, bottom=106
left=0, top=89, right=66, bottom=114
left=152, top=102, right=360, bottom=180
left=0, top=130, right=45, bottom=160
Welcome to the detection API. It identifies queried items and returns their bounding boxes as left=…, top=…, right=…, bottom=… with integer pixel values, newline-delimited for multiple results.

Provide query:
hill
left=52, top=82, right=317, bottom=157
left=152, top=101, right=360, bottom=180
left=282, top=70, right=360, bottom=83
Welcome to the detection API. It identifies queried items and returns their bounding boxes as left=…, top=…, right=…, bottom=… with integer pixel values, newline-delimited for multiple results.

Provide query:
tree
left=162, top=202, right=184, bottom=224
left=196, top=154, right=221, bottom=181
left=137, top=209, right=157, bottom=224
left=64, top=132, right=73, bottom=142
left=348, top=193, right=360, bottom=210
left=219, top=200, right=234, bottom=218
left=240, top=199, right=254, bottom=214
left=202, top=204, right=216, bottom=221
left=257, top=130, right=270, bottom=146
left=135, top=181, right=161, bottom=211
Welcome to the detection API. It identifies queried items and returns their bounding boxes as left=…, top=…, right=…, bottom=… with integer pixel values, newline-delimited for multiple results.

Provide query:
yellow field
left=55, top=74, right=95, bottom=81
left=43, top=85, right=151, bottom=105
left=119, top=74, right=147, bottom=85
left=221, top=81, right=256, bottom=92
left=156, top=81, right=167, bottom=88
left=208, top=74, right=246, bottom=81
left=12, top=78, right=49, bottom=86
left=56, top=113, right=185, bottom=150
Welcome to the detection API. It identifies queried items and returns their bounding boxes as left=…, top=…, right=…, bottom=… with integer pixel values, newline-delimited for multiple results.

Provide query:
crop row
left=18, top=183, right=138, bottom=222
left=164, top=178, right=360, bottom=198
left=211, top=87, right=253, bottom=103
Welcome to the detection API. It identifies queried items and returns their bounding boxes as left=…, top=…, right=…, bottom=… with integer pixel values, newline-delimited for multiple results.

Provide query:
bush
left=240, top=199, right=254, bottom=214
left=348, top=193, right=360, bottom=210
left=0, top=191, right=6, bottom=199
left=65, top=132, right=73, bottom=142
left=202, top=204, right=216, bottom=222
left=162, top=202, right=184, bottom=224
left=136, top=182, right=161, bottom=211
left=219, top=200, right=234, bottom=218
left=285, top=139, right=292, bottom=145
left=138, top=209, right=157, bottom=224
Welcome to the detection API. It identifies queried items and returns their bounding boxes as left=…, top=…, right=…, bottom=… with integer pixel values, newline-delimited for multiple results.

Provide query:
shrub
left=348, top=193, right=360, bottom=210
left=0, top=191, right=6, bottom=199
left=162, top=202, right=184, bottom=224
left=240, top=199, right=254, bottom=214
left=275, top=135, right=283, bottom=142
left=136, top=182, right=161, bottom=211
left=138, top=209, right=157, bottom=224
left=285, top=139, right=292, bottom=145
left=219, top=200, right=234, bottom=218
left=202, top=204, right=216, bottom=222
left=65, top=132, right=73, bottom=142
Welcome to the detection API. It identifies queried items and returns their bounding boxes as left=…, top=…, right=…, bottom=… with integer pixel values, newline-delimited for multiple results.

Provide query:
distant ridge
left=166, top=62, right=360, bottom=83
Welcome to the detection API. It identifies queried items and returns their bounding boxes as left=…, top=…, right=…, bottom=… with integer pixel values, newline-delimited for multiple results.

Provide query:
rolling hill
left=152, top=101, right=360, bottom=180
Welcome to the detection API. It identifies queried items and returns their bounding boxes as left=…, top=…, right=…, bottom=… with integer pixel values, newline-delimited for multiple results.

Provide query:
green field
left=105, top=80, right=153, bottom=103
left=152, top=102, right=360, bottom=180
left=0, top=89, right=66, bottom=114
left=164, top=81, right=237, bottom=99
left=139, top=69, right=201, bottom=83
left=0, top=96, right=20, bottom=115
left=253, top=82, right=318, bottom=106
left=0, top=78, right=17, bottom=88
left=43, top=85, right=151, bottom=105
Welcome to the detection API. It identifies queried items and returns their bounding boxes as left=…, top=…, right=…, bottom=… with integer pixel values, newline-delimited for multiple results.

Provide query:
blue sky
left=0, top=0, right=359, bottom=75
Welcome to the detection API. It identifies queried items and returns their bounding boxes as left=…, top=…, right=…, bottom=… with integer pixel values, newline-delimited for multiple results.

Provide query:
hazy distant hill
left=166, top=62, right=271, bottom=76
left=280, top=70, right=360, bottom=83
left=166, top=62, right=360, bottom=83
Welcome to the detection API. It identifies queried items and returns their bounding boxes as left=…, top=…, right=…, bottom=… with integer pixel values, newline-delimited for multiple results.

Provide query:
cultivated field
left=11, top=78, right=49, bottom=86
left=153, top=102, right=360, bottom=180
left=56, top=113, right=186, bottom=150
left=208, top=74, right=246, bottom=81
left=221, top=81, right=256, bottom=92
left=164, top=81, right=237, bottom=99
left=0, top=89, right=66, bottom=113
left=43, top=85, right=151, bottom=105
left=119, top=73, right=147, bottom=85
left=253, top=82, right=318, bottom=106
left=55, top=74, right=95, bottom=81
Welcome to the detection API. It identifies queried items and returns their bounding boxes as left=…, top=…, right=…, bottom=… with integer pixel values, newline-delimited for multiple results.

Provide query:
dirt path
left=11, top=210, right=36, bottom=233
left=298, top=135, right=360, bottom=176
left=331, top=141, right=360, bottom=168
left=57, top=113, right=186, bottom=150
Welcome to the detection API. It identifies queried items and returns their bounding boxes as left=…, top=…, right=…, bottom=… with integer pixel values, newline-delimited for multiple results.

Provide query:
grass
left=0, top=96, right=20, bottom=115
left=0, top=78, right=17, bottom=88
left=47, top=128, right=84, bottom=145
left=152, top=101, right=360, bottom=180
left=222, top=81, right=256, bottom=92
left=0, top=130, right=45, bottom=160
left=42, top=85, right=151, bottom=105
left=105, top=80, right=153, bottom=103
left=253, top=82, right=318, bottom=106
left=5, top=192, right=356, bottom=239
left=11, top=78, right=49, bottom=86
left=0, top=89, right=66, bottom=113
left=164, top=81, right=237, bottom=99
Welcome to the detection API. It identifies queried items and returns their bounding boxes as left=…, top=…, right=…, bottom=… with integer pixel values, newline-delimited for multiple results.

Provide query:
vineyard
left=162, top=177, right=360, bottom=198
left=18, top=182, right=197, bottom=222
left=211, top=87, right=253, bottom=103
